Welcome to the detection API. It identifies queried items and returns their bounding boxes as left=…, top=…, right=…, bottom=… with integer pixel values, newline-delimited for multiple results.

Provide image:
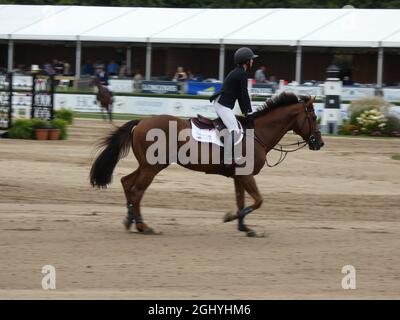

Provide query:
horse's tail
left=90, top=119, right=140, bottom=188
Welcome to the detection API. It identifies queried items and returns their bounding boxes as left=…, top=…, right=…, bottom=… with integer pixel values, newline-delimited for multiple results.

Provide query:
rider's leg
left=214, top=101, right=240, bottom=166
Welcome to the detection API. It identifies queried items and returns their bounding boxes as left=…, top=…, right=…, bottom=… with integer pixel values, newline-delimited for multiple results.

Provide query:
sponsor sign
left=109, top=79, right=134, bottom=93
left=141, top=81, right=180, bottom=94
left=186, top=81, right=222, bottom=96
left=250, top=84, right=275, bottom=96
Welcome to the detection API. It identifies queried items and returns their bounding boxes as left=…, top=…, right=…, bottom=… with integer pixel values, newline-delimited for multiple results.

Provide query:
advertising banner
left=186, top=81, right=222, bottom=96
left=141, top=81, right=180, bottom=94
left=341, top=86, right=375, bottom=100
left=54, top=93, right=351, bottom=120
left=383, top=88, right=400, bottom=102
left=250, top=84, right=275, bottom=96
left=109, top=79, right=134, bottom=93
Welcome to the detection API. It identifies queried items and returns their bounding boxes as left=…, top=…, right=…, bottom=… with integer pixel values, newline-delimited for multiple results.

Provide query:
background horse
left=90, top=92, right=324, bottom=237
left=90, top=77, right=113, bottom=122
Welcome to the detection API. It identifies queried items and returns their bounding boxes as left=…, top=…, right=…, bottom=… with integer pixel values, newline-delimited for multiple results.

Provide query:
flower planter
left=48, top=128, right=61, bottom=140
left=35, top=128, right=49, bottom=140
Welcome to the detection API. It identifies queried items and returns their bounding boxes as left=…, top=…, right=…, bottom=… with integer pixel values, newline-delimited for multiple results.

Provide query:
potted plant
left=48, top=123, right=61, bottom=140
left=32, top=119, right=51, bottom=140
left=50, top=119, right=69, bottom=140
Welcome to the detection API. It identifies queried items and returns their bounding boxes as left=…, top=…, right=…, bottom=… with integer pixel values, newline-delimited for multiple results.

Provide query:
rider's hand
left=247, top=113, right=254, bottom=129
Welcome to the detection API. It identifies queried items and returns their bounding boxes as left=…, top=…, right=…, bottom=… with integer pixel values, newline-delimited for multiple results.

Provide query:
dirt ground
left=0, top=119, right=399, bottom=299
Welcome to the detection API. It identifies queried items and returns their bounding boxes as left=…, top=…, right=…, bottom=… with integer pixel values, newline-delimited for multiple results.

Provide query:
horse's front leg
left=233, top=175, right=263, bottom=237
left=223, top=177, right=244, bottom=223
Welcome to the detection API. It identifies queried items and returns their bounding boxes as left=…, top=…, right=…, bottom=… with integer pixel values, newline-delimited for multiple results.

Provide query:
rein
left=251, top=101, right=316, bottom=168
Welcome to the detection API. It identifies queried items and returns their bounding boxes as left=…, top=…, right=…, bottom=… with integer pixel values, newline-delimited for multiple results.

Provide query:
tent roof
left=224, top=9, right=349, bottom=46
left=301, top=9, right=400, bottom=47
left=150, top=8, right=275, bottom=44
left=81, top=7, right=202, bottom=42
left=1, top=5, right=400, bottom=47
left=0, top=5, right=69, bottom=39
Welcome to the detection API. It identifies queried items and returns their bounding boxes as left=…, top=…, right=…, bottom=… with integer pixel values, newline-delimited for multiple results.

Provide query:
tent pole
left=75, top=40, right=81, bottom=80
left=145, top=42, right=152, bottom=80
left=7, top=39, right=14, bottom=72
left=295, top=44, right=302, bottom=84
left=377, top=46, right=384, bottom=89
left=126, top=46, right=132, bottom=76
left=219, top=43, right=225, bottom=81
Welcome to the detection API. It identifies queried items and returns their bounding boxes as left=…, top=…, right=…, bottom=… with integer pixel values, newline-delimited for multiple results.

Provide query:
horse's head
left=292, top=96, right=324, bottom=151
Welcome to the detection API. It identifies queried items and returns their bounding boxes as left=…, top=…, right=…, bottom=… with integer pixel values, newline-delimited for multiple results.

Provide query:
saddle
left=191, top=114, right=226, bottom=131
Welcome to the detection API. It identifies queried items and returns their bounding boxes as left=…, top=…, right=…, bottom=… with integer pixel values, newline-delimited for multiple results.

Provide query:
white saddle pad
left=190, top=119, right=243, bottom=147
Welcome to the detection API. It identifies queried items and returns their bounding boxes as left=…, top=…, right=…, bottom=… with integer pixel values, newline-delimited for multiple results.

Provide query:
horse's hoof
left=223, top=212, right=234, bottom=223
left=246, top=230, right=257, bottom=237
left=123, top=218, right=133, bottom=230
left=139, top=226, right=161, bottom=235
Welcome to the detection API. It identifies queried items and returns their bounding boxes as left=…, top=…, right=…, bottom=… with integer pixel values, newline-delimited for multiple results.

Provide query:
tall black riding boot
left=223, top=131, right=236, bottom=177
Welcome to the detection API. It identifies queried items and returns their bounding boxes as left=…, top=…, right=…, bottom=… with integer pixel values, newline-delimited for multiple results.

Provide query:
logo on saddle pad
left=190, top=114, right=243, bottom=147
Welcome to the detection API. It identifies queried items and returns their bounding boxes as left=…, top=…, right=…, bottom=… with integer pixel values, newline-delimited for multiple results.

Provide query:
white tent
left=0, top=5, right=69, bottom=39
left=301, top=9, right=400, bottom=47
left=1, top=5, right=400, bottom=46
left=80, top=7, right=202, bottom=42
left=11, top=6, right=130, bottom=41
left=1, top=5, right=400, bottom=85
left=150, top=8, right=275, bottom=44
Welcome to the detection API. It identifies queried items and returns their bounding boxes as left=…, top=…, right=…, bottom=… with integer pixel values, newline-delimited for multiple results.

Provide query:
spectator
left=107, top=60, right=119, bottom=76
left=43, top=61, right=55, bottom=75
left=82, top=60, right=94, bottom=76
left=268, top=75, right=277, bottom=84
left=119, top=61, right=128, bottom=77
left=172, top=66, right=188, bottom=81
left=255, top=65, right=267, bottom=83
left=53, top=59, right=64, bottom=75
left=342, top=76, right=354, bottom=86
left=63, top=61, right=71, bottom=75
left=133, top=69, right=143, bottom=91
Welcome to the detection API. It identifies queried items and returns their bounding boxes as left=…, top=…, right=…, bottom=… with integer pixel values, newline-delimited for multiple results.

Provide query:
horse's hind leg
left=234, top=175, right=263, bottom=237
left=121, top=169, right=140, bottom=230
left=124, top=166, right=163, bottom=234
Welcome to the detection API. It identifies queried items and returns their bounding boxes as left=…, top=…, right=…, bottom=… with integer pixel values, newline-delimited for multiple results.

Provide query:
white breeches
left=214, top=101, right=239, bottom=133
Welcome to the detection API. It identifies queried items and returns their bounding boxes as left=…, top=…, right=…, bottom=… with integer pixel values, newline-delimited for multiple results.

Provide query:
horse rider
left=95, top=65, right=113, bottom=94
left=210, top=47, right=257, bottom=174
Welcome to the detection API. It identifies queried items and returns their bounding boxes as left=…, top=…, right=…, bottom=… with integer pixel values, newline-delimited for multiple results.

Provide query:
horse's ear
left=311, top=96, right=316, bottom=103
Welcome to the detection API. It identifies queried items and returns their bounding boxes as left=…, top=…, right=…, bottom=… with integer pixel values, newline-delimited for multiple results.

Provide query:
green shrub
left=31, top=119, right=51, bottom=129
left=348, top=97, right=390, bottom=125
left=51, top=118, right=68, bottom=140
left=356, top=109, right=387, bottom=135
left=54, top=108, right=74, bottom=125
left=7, top=119, right=35, bottom=139
left=384, top=116, right=400, bottom=135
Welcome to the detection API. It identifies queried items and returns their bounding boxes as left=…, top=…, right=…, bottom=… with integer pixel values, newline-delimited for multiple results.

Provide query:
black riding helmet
left=234, top=47, right=258, bottom=65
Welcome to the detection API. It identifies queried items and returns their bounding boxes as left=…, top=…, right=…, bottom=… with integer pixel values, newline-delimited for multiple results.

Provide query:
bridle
left=252, top=100, right=320, bottom=167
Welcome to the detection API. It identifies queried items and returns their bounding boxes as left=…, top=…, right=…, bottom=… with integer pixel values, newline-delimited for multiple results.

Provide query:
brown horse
left=90, top=77, right=113, bottom=122
left=90, top=92, right=324, bottom=237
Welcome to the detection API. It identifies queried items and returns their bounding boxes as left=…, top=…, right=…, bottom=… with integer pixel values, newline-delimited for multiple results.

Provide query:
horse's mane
left=253, top=92, right=311, bottom=118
